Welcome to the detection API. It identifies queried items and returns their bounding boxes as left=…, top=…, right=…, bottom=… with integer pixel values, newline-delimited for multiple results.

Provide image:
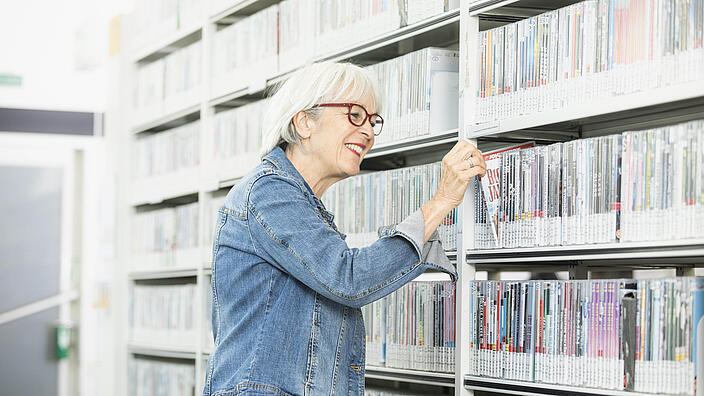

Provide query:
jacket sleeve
left=246, top=173, right=456, bottom=308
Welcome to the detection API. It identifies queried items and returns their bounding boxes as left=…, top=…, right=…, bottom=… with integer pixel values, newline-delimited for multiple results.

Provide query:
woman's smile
left=344, top=142, right=366, bottom=157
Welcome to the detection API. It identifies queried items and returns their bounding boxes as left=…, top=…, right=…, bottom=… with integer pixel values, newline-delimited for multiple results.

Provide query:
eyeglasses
left=313, top=103, right=384, bottom=136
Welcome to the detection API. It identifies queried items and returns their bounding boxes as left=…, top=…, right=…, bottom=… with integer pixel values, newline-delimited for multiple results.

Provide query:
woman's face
left=307, top=95, right=376, bottom=180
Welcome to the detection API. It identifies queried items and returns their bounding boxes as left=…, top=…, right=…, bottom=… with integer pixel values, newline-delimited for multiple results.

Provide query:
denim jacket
left=203, top=147, right=457, bottom=396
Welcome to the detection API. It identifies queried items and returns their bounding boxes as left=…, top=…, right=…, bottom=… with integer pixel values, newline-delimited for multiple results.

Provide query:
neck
left=285, top=145, right=340, bottom=199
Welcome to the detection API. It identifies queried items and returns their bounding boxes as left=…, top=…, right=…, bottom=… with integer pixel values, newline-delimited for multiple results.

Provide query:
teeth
left=345, top=144, right=362, bottom=154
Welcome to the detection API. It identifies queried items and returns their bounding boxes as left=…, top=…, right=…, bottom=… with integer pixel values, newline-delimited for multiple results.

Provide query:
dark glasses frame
left=312, top=103, right=384, bottom=136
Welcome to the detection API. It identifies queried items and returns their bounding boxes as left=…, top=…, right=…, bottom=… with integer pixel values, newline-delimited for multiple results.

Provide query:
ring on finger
left=466, top=157, right=474, bottom=168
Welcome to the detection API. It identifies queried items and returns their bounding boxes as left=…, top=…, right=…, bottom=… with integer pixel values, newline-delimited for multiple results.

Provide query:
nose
left=359, top=119, right=374, bottom=140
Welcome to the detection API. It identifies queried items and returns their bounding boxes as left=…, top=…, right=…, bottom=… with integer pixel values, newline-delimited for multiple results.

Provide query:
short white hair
left=259, top=62, right=383, bottom=158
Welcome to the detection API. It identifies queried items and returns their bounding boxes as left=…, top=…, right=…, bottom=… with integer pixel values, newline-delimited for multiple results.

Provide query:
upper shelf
left=466, top=239, right=704, bottom=267
left=210, top=9, right=460, bottom=108
left=131, top=24, right=202, bottom=64
left=315, top=9, right=459, bottom=64
left=464, top=375, right=670, bottom=396
left=468, top=0, right=583, bottom=17
left=361, top=130, right=459, bottom=171
left=466, top=79, right=704, bottom=140
left=210, top=0, right=281, bottom=24
left=365, top=130, right=459, bottom=159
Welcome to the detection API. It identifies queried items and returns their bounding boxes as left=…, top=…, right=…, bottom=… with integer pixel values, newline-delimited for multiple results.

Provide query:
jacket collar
left=262, top=146, right=317, bottom=198
left=262, top=146, right=339, bottom=233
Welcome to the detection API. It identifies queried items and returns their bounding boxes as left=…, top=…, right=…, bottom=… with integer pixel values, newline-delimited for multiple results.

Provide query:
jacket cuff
left=377, top=209, right=457, bottom=282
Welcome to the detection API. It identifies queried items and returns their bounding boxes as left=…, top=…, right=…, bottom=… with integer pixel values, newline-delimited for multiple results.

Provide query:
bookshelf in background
left=459, top=0, right=704, bottom=396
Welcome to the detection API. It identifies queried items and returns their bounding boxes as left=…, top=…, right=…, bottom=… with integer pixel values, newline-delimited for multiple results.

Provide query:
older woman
left=204, top=62, right=486, bottom=396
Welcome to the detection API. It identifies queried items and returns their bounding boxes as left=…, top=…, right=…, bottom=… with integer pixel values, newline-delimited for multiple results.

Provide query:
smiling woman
left=204, top=62, right=486, bottom=396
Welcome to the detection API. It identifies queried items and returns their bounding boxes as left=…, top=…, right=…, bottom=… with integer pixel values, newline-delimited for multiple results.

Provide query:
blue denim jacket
left=203, top=147, right=457, bottom=396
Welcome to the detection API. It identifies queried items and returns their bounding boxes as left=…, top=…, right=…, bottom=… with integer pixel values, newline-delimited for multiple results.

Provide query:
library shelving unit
left=109, top=0, right=704, bottom=395
left=457, top=0, right=704, bottom=395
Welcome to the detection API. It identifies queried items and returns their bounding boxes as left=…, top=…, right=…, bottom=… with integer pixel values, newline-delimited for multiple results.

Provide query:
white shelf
left=131, top=24, right=202, bottom=64
left=128, top=267, right=198, bottom=281
left=365, top=130, right=459, bottom=159
left=191, top=358, right=456, bottom=386
left=366, top=366, right=455, bottom=387
left=208, top=9, right=460, bottom=107
left=130, top=167, right=200, bottom=206
left=209, top=0, right=282, bottom=23
left=129, top=247, right=201, bottom=274
left=467, top=0, right=581, bottom=17
left=464, top=375, right=677, bottom=396
left=132, top=95, right=201, bottom=134
left=467, top=239, right=704, bottom=264
left=315, top=9, right=460, bottom=64
left=127, top=343, right=197, bottom=360
left=467, top=78, right=704, bottom=139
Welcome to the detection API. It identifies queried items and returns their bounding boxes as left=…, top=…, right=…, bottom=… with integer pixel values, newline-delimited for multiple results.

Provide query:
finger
left=470, top=150, right=487, bottom=170
left=444, top=139, right=471, bottom=160
left=449, top=142, right=478, bottom=165
left=459, top=166, right=485, bottom=181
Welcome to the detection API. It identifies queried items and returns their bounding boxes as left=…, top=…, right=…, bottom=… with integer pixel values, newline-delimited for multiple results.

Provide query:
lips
left=344, top=143, right=366, bottom=157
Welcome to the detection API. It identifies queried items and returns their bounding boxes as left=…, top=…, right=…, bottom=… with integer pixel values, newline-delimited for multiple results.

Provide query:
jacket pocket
left=347, top=364, right=364, bottom=395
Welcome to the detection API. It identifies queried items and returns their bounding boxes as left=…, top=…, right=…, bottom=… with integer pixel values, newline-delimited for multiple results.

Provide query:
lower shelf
left=127, top=343, right=197, bottom=360
left=128, top=267, right=198, bottom=280
left=198, top=354, right=453, bottom=387
left=366, top=366, right=454, bottom=387
left=463, top=375, right=679, bottom=396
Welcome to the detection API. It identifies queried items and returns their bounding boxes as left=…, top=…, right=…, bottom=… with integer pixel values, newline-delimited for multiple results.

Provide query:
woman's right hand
left=420, top=140, right=486, bottom=243
left=434, top=139, right=487, bottom=208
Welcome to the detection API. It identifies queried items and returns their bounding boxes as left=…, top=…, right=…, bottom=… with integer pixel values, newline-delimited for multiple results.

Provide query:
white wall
left=0, top=0, right=133, bottom=112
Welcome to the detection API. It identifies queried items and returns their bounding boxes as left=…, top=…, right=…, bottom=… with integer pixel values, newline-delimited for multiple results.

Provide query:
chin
left=342, top=163, right=361, bottom=177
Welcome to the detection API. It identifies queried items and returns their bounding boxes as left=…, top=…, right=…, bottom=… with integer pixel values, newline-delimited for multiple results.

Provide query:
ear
left=292, top=110, right=314, bottom=140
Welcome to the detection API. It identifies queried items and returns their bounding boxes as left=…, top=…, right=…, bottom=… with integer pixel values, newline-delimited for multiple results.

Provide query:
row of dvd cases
left=113, top=0, right=704, bottom=395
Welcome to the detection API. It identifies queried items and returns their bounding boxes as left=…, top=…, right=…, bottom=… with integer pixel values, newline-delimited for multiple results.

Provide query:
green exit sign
left=0, top=74, right=22, bottom=86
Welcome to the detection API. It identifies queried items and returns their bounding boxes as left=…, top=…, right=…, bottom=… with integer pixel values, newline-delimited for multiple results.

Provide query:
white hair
left=259, top=61, right=383, bottom=158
